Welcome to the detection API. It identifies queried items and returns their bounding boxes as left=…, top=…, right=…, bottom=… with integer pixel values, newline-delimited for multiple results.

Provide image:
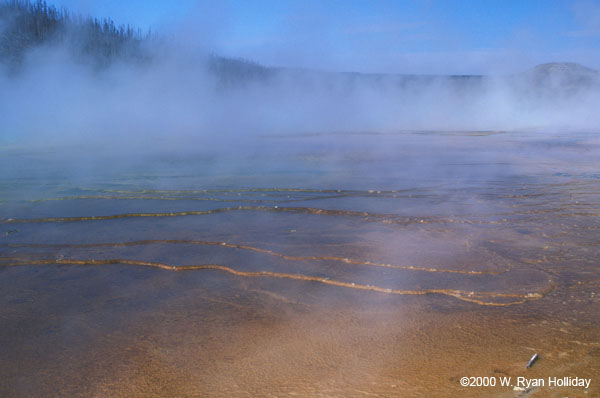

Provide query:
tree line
left=0, top=0, right=151, bottom=69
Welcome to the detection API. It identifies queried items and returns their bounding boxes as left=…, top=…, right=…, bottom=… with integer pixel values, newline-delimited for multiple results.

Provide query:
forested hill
left=0, top=0, right=150, bottom=68
left=1, top=0, right=598, bottom=96
left=0, top=0, right=274, bottom=83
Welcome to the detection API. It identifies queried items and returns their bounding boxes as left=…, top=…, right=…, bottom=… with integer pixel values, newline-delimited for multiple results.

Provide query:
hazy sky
left=39, top=0, right=600, bottom=73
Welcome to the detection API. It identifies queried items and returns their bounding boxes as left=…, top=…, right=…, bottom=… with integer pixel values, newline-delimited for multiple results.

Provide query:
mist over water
left=1, top=20, right=600, bottom=152
left=2, top=2, right=600, bottom=397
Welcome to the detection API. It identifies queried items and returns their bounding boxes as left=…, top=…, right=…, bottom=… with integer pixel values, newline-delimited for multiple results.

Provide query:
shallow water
left=1, top=131, right=599, bottom=397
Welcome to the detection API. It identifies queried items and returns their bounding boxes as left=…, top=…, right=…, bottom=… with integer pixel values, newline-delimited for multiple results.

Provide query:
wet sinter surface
left=1, top=131, right=599, bottom=397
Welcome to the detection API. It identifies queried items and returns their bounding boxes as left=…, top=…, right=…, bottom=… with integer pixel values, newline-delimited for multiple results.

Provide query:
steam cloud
left=1, top=2, right=600, bottom=153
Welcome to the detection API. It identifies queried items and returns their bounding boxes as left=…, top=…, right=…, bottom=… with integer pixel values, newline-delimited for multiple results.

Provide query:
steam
left=1, top=4, right=600, bottom=153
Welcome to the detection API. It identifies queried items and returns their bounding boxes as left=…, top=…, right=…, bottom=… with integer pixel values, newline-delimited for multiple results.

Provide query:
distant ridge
left=1, top=0, right=599, bottom=96
left=531, top=62, right=598, bottom=75
left=518, top=62, right=600, bottom=95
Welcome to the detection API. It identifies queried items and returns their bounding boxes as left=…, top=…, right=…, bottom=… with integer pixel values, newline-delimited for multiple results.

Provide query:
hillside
left=1, top=0, right=599, bottom=97
left=0, top=0, right=152, bottom=69
left=528, top=62, right=600, bottom=92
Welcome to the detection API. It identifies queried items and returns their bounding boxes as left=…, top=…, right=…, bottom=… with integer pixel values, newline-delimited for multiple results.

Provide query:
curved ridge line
left=0, top=206, right=361, bottom=223
left=28, top=193, right=445, bottom=203
left=0, top=257, right=554, bottom=306
left=29, top=196, right=279, bottom=203
left=3, top=240, right=507, bottom=275
left=85, top=188, right=413, bottom=194
left=27, top=194, right=363, bottom=204
left=0, top=206, right=475, bottom=225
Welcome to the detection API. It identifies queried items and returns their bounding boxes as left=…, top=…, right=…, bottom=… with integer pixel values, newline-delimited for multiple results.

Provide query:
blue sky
left=51, top=0, right=600, bottom=74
